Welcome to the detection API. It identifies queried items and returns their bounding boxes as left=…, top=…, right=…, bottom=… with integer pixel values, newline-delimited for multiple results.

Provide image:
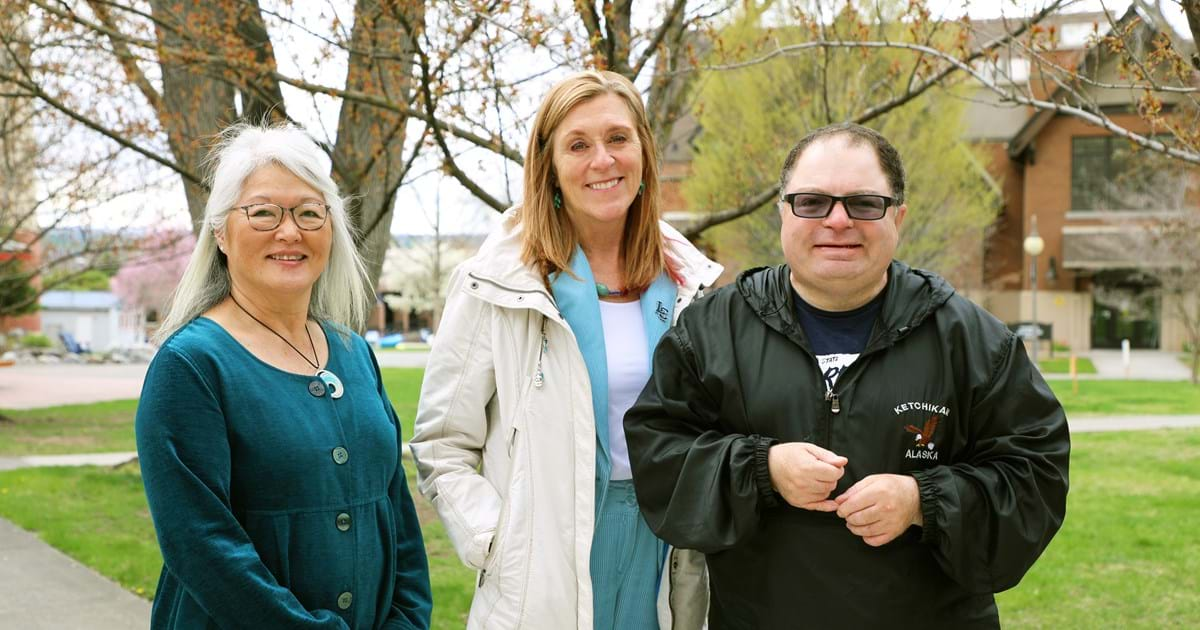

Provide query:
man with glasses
left=625, top=123, right=1069, bottom=628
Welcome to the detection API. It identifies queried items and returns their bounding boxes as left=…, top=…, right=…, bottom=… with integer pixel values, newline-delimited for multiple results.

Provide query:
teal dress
left=136, top=318, right=432, bottom=629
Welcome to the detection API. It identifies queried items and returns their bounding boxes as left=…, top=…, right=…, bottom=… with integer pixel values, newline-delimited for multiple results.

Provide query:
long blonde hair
left=155, top=123, right=372, bottom=343
left=519, top=70, right=678, bottom=290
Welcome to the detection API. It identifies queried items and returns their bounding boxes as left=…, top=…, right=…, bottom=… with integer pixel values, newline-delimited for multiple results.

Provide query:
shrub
left=20, top=333, right=52, bottom=348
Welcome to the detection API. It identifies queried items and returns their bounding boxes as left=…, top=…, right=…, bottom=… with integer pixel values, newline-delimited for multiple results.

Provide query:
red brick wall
left=660, top=160, right=691, bottom=214
left=1018, top=112, right=1153, bottom=292
left=980, top=141, right=1026, bottom=290
left=0, top=231, right=42, bottom=334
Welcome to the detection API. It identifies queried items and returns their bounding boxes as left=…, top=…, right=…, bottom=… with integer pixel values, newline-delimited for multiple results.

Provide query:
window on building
left=1071, top=135, right=1189, bottom=211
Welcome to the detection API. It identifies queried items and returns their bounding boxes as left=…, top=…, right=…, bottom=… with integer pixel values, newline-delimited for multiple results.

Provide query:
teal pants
left=590, top=479, right=661, bottom=630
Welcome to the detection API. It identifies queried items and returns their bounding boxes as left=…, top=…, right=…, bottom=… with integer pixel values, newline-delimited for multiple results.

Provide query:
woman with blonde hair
left=137, top=123, right=432, bottom=629
left=411, top=70, right=721, bottom=629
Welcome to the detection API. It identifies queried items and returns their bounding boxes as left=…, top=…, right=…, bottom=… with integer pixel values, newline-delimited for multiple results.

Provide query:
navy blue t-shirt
left=793, top=289, right=884, bottom=391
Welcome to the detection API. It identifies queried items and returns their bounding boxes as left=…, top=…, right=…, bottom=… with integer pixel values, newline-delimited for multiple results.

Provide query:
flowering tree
left=111, top=230, right=195, bottom=321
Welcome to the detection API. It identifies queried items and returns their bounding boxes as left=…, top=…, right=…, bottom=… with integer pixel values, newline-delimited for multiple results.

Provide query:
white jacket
left=411, top=210, right=722, bottom=629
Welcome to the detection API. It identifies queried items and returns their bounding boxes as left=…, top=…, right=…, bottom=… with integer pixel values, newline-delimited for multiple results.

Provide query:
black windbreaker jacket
left=625, top=262, right=1070, bottom=629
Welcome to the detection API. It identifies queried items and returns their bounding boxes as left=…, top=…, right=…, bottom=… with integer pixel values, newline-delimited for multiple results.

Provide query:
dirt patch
left=0, top=414, right=13, bottom=423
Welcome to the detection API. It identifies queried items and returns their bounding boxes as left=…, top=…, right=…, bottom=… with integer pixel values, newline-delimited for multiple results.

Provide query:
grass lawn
left=1, top=429, right=1197, bottom=627
left=0, top=463, right=159, bottom=598
left=3, top=371, right=1196, bottom=460
left=995, top=428, right=1200, bottom=627
left=0, top=368, right=426, bottom=457
left=1048, top=380, right=1200, bottom=416
left=380, top=368, right=424, bottom=441
left=0, top=460, right=475, bottom=628
left=1039, top=357, right=1097, bottom=374
left=0, top=400, right=140, bottom=455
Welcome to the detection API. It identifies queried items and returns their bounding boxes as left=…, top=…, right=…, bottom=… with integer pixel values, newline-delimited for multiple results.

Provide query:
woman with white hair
left=136, top=124, right=432, bottom=629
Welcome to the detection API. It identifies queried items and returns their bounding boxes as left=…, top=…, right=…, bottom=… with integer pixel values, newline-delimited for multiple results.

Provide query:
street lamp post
left=1024, top=216, right=1045, bottom=367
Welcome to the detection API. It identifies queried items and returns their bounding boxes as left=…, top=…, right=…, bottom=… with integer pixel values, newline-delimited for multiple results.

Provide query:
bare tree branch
left=679, top=186, right=777, bottom=239
left=678, top=2, right=1069, bottom=234
left=0, top=67, right=202, bottom=184
left=413, top=15, right=509, bottom=212
left=83, top=0, right=164, bottom=111
left=632, top=0, right=687, bottom=76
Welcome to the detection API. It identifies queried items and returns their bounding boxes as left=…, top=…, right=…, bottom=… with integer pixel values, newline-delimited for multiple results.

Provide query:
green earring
left=638, top=182, right=645, bottom=195
left=553, top=190, right=562, bottom=209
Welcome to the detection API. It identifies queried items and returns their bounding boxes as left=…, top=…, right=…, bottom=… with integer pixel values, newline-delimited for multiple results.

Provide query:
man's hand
left=767, top=443, right=848, bottom=511
left=834, top=474, right=923, bottom=547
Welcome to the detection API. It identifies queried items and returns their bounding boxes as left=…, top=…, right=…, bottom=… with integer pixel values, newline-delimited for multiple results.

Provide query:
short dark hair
left=778, top=123, right=906, bottom=204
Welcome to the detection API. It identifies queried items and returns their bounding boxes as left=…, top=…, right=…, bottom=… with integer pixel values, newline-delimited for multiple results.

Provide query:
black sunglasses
left=780, top=192, right=897, bottom=221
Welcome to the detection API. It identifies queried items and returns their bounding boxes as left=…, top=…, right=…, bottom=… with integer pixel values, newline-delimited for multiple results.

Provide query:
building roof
left=1006, top=4, right=1194, bottom=157
left=39, top=290, right=120, bottom=311
left=967, top=11, right=1115, bottom=51
left=961, top=88, right=1033, bottom=141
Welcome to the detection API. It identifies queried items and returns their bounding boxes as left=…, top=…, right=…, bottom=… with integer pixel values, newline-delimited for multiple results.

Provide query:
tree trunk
left=149, top=0, right=285, bottom=230
left=333, top=0, right=422, bottom=290
left=1182, top=0, right=1200, bottom=69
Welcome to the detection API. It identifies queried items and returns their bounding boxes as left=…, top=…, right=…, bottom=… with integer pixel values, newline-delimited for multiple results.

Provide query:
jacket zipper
left=533, top=319, right=548, bottom=389
left=479, top=536, right=494, bottom=586
left=466, top=272, right=557, bottom=308
left=469, top=270, right=560, bottom=389
left=471, top=275, right=554, bottom=591
left=818, top=326, right=905, bottom=443
left=825, top=390, right=840, bottom=414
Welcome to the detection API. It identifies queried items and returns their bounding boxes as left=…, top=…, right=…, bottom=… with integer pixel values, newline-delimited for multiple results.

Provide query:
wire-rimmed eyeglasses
left=779, top=192, right=897, bottom=221
left=233, top=203, right=330, bottom=231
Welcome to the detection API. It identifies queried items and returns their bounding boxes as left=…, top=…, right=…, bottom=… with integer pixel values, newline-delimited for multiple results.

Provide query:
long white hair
left=155, top=123, right=371, bottom=343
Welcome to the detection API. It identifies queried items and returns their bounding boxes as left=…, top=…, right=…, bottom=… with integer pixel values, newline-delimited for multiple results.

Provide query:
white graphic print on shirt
left=817, top=353, right=859, bottom=392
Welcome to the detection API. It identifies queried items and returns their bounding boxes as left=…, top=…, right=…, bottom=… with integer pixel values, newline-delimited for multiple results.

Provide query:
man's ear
left=893, top=203, right=908, bottom=231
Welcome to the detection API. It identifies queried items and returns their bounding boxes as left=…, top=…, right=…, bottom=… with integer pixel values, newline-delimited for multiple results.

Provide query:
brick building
left=662, top=7, right=1198, bottom=353
left=967, top=7, right=1198, bottom=352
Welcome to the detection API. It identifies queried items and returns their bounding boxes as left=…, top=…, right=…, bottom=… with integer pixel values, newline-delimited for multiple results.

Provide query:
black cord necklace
left=229, top=293, right=343, bottom=398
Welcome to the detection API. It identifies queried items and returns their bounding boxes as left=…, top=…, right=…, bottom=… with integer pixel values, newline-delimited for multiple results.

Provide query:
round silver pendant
left=317, top=369, right=344, bottom=399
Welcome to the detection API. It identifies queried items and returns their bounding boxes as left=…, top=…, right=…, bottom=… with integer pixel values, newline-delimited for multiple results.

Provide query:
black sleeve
left=911, top=334, right=1070, bottom=592
left=625, top=322, right=778, bottom=554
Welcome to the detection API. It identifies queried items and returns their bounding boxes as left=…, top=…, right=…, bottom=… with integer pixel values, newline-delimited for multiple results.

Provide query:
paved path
left=1040, top=349, right=1192, bottom=381
left=1068, top=415, right=1200, bottom=432
left=374, top=350, right=431, bottom=368
left=0, top=517, right=150, bottom=629
left=0, top=352, right=431, bottom=411
left=0, top=363, right=149, bottom=410
left=0, top=452, right=138, bottom=472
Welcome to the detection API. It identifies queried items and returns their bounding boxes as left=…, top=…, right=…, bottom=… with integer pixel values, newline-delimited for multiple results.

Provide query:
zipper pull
left=479, top=536, right=496, bottom=586
left=533, top=320, right=548, bottom=389
left=825, top=390, right=841, bottom=415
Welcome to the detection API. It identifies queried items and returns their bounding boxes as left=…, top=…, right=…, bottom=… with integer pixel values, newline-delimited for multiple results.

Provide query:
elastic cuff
left=751, top=435, right=780, bottom=509
left=910, top=470, right=940, bottom=545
